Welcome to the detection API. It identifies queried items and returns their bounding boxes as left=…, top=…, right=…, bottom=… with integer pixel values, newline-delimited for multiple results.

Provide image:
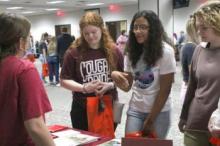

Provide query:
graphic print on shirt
left=80, top=58, right=110, bottom=82
left=134, top=67, right=154, bottom=89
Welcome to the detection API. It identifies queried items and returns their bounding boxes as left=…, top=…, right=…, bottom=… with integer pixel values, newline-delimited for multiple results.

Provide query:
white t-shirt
left=124, top=43, right=176, bottom=113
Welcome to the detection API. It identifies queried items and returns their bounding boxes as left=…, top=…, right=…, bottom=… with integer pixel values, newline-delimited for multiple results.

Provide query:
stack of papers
left=53, top=129, right=99, bottom=146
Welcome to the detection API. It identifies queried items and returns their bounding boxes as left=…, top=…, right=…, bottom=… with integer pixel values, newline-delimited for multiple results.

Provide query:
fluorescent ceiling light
left=45, top=8, right=59, bottom=11
left=0, top=0, right=10, bottom=1
left=86, top=3, right=104, bottom=6
left=47, top=1, right=65, bottom=4
left=7, top=7, right=23, bottom=10
left=22, top=11, right=35, bottom=14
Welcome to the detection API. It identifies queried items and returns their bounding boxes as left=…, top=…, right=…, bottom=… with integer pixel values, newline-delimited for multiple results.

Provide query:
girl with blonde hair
left=47, top=36, right=59, bottom=85
left=179, top=1, right=220, bottom=146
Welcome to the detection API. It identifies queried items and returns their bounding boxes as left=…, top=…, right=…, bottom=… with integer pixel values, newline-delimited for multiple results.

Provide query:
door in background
left=105, top=20, right=127, bottom=42
left=55, top=24, right=71, bottom=37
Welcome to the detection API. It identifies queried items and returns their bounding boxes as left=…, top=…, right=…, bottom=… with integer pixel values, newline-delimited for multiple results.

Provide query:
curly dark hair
left=127, top=10, right=164, bottom=67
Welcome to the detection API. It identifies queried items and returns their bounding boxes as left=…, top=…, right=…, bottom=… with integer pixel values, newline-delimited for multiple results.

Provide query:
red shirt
left=0, top=56, right=52, bottom=146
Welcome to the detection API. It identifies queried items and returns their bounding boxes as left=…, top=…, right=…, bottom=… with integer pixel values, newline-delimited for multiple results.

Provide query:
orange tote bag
left=42, top=63, right=48, bottom=77
left=87, top=95, right=115, bottom=138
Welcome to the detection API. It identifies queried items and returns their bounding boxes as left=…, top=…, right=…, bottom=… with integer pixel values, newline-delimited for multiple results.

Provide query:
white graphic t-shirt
left=124, top=43, right=176, bottom=113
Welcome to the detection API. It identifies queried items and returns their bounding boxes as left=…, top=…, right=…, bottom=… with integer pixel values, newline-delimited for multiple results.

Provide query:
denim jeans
left=125, top=108, right=170, bottom=138
left=47, top=56, right=59, bottom=83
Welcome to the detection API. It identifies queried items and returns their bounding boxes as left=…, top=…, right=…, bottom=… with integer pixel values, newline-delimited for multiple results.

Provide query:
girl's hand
left=95, top=82, right=114, bottom=97
left=84, top=80, right=100, bottom=93
left=111, top=71, right=132, bottom=91
left=142, top=118, right=154, bottom=137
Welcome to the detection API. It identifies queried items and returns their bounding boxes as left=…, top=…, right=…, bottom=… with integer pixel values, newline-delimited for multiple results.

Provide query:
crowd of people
left=1, top=0, right=220, bottom=145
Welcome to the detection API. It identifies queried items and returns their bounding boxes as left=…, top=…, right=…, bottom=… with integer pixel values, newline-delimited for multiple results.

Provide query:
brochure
left=53, top=129, right=99, bottom=146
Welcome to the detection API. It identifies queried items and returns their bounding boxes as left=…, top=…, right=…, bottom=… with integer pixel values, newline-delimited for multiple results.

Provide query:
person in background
left=177, top=31, right=186, bottom=47
left=0, top=12, right=55, bottom=146
left=57, top=27, right=73, bottom=67
left=35, top=40, right=40, bottom=57
left=25, top=34, right=35, bottom=63
left=47, top=36, right=59, bottom=86
left=176, top=30, right=186, bottom=59
left=116, top=29, right=128, bottom=54
left=39, top=32, right=49, bottom=83
left=178, top=1, right=220, bottom=146
left=173, top=32, right=178, bottom=45
left=111, top=10, right=176, bottom=138
left=180, top=16, right=200, bottom=104
left=39, top=32, right=49, bottom=60
left=60, top=12, right=123, bottom=131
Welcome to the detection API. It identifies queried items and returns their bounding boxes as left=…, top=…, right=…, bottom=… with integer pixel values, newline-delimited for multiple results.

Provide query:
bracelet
left=82, top=84, right=88, bottom=94
left=110, top=82, right=115, bottom=89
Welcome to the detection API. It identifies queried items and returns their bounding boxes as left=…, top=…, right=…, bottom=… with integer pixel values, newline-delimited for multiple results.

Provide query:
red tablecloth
left=48, top=125, right=112, bottom=145
left=79, top=129, right=112, bottom=145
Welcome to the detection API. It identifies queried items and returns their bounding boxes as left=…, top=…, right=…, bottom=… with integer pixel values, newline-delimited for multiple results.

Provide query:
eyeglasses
left=133, top=24, right=149, bottom=32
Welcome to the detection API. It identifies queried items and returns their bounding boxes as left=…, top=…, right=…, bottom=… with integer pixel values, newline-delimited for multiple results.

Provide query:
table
left=48, top=125, right=113, bottom=146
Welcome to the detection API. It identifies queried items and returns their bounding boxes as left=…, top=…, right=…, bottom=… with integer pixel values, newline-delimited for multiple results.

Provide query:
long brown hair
left=70, top=12, right=116, bottom=71
left=0, top=13, right=31, bottom=61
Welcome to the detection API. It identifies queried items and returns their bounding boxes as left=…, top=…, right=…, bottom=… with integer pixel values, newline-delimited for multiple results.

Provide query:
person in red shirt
left=0, top=13, right=55, bottom=146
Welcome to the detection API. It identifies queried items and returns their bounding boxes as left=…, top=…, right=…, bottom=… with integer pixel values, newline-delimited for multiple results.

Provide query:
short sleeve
left=18, top=66, right=52, bottom=121
left=159, top=45, right=176, bottom=75
left=60, top=49, right=76, bottom=80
